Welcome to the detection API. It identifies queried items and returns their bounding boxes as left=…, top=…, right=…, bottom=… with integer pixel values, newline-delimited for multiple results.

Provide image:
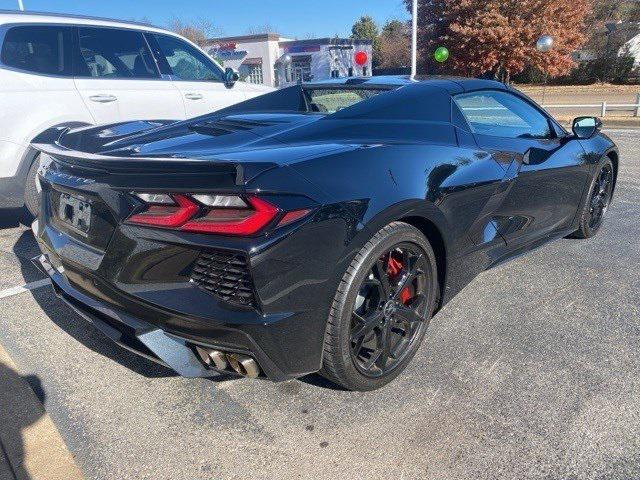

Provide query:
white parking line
left=0, top=279, right=50, bottom=300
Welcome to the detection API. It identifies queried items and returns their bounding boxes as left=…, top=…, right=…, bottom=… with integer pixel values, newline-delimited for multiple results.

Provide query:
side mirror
left=224, top=67, right=239, bottom=88
left=572, top=116, right=602, bottom=139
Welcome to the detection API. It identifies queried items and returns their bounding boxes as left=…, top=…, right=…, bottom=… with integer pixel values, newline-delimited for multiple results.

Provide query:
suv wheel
left=24, top=154, right=40, bottom=218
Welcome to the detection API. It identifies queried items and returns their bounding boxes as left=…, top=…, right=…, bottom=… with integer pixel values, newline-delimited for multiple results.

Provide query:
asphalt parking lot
left=0, top=130, right=639, bottom=480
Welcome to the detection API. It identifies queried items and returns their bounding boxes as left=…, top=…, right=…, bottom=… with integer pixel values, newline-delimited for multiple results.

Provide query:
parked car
left=32, top=77, right=618, bottom=391
left=0, top=10, right=272, bottom=216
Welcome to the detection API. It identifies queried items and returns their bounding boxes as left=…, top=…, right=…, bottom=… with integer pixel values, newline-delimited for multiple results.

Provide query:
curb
left=0, top=344, right=83, bottom=480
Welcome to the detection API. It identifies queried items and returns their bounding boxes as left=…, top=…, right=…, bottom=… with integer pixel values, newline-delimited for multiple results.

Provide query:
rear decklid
left=32, top=128, right=286, bottom=271
left=35, top=143, right=279, bottom=256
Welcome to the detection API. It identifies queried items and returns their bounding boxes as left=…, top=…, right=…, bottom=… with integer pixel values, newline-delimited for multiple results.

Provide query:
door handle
left=184, top=93, right=203, bottom=100
left=89, top=94, right=117, bottom=103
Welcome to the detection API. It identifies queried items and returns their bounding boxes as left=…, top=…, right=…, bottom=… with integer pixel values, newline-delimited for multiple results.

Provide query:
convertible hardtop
left=32, top=76, right=513, bottom=173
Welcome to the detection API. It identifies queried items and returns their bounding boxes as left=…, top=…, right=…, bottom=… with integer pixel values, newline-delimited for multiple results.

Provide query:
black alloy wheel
left=569, top=158, right=614, bottom=239
left=350, top=243, right=429, bottom=377
left=320, top=222, right=439, bottom=391
left=588, top=162, right=614, bottom=231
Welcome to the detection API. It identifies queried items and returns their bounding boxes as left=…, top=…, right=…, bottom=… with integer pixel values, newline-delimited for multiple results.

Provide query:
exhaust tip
left=227, top=353, right=260, bottom=378
left=208, top=350, right=229, bottom=371
left=195, top=346, right=212, bottom=366
left=195, top=347, right=229, bottom=371
left=195, top=347, right=260, bottom=378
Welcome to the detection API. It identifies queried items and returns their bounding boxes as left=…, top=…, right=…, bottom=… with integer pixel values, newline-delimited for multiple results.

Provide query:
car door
left=147, top=33, right=247, bottom=118
left=454, top=90, right=590, bottom=246
left=73, top=26, right=186, bottom=125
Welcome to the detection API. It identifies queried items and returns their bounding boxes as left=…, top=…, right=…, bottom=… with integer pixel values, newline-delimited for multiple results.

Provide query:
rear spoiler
left=32, top=142, right=249, bottom=186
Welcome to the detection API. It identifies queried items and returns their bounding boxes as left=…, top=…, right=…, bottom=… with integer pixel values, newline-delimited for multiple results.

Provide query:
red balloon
left=354, top=51, right=368, bottom=66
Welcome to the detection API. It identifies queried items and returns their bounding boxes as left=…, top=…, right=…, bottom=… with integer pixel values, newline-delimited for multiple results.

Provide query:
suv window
left=153, top=34, right=223, bottom=82
left=77, top=27, right=158, bottom=79
left=1, top=25, right=73, bottom=76
left=454, top=90, right=552, bottom=139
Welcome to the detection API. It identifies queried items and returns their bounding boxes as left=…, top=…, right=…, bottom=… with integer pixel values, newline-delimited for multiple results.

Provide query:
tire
left=24, top=154, right=41, bottom=218
left=320, top=222, right=439, bottom=391
left=568, top=158, right=614, bottom=239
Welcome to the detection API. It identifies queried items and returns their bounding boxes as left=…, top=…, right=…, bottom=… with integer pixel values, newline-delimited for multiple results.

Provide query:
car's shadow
left=0, top=364, right=46, bottom=480
left=0, top=208, right=28, bottom=229
left=11, top=229, right=239, bottom=381
left=297, top=373, right=346, bottom=390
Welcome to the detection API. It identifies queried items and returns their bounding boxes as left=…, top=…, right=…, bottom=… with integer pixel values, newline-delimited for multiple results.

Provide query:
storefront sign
left=282, top=44, right=321, bottom=54
left=216, top=49, right=247, bottom=60
left=213, top=42, right=237, bottom=51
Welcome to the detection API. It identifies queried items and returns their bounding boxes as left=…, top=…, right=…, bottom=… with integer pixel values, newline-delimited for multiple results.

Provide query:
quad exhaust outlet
left=195, top=347, right=260, bottom=378
left=227, top=353, right=260, bottom=378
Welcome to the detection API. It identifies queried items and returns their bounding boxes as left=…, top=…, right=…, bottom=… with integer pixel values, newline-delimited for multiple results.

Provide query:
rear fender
left=322, top=198, right=453, bottom=305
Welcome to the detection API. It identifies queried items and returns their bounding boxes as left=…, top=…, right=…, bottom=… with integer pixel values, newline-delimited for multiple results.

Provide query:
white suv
left=0, top=11, right=272, bottom=215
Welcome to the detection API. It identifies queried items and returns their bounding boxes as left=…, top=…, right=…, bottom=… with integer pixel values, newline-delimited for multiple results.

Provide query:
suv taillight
left=127, top=193, right=309, bottom=236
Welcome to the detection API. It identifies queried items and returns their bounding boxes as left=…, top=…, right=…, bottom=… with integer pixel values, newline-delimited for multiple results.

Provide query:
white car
left=0, top=10, right=272, bottom=215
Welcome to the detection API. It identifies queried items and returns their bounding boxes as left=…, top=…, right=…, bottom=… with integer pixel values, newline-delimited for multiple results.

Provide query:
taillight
left=128, top=194, right=199, bottom=228
left=182, top=196, right=279, bottom=235
left=127, top=193, right=310, bottom=236
left=276, top=208, right=312, bottom=227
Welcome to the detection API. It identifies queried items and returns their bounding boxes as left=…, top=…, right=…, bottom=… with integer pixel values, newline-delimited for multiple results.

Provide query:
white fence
left=543, top=93, right=640, bottom=117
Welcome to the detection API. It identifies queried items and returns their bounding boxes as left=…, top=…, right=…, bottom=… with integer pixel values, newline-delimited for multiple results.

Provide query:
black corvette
left=32, top=76, right=618, bottom=391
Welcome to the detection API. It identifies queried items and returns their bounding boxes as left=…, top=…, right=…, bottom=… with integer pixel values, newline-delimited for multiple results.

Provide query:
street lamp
left=411, top=0, right=418, bottom=78
left=536, top=35, right=554, bottom=106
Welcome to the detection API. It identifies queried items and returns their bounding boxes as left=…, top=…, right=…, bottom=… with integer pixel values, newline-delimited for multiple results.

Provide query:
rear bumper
left=32, top=163, right=356, bottom=382
left=32, top=253, right=303, bottom=381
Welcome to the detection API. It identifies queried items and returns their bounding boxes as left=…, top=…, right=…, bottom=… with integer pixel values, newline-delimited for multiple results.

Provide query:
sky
left=0, top=0, right=410, bottom=38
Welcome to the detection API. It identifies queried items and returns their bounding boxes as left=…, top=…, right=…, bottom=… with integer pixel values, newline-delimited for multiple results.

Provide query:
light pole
left=411, top=0, right=418, bottom=78
left=17, top=0, right=24, bottom=11
left=536, top=35, right=554, bottom=106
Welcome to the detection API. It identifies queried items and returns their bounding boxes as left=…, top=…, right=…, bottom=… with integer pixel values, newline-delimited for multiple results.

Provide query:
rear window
left=304, top=88, right=386, bottom=114
left=1, top=25, right=73, bottom=76
left=77, top=27, right=158, bottom=79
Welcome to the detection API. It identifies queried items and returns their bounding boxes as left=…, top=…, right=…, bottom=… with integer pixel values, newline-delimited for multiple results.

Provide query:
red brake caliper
left=387, top=255, right=412, bottom=304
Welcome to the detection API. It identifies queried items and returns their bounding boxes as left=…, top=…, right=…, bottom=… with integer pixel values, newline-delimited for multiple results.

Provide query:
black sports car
left=32, top=76, right=618, bottom=391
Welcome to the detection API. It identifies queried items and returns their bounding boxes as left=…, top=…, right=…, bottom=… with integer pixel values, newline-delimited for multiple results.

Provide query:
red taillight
left=277, top=208, right=312, bottom=227
left=127, top=195, right=199, bottom=228
left=127, top=194, right=285, bottom=236
left=181, top=196, right=279, bottom=235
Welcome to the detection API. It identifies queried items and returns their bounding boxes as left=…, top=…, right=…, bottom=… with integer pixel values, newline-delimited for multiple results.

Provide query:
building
left=205, top=34, right=373, bottom=88
left=622, top=32, right=640, bottom=67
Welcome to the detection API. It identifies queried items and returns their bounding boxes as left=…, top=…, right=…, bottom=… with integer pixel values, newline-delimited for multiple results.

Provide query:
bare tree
left=168, top=18, right=221, bottom=47
left=245, top=23, right=279, bottom=34
left=379, top=20, right=411, bottom=68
